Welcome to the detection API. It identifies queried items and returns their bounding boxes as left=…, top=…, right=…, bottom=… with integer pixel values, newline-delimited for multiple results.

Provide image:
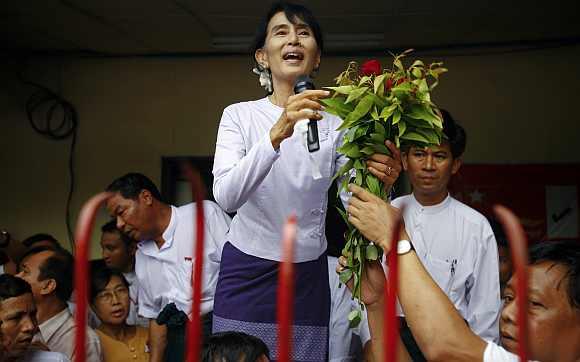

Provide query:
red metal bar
left=276, top=215, right=297, bottom=362
left=383, top=210, right=404, bottom=362
left=184, top=167, right=206, bottom=362
left=494, top=205, right=529, bottom=362
left=73, top=192, right=112, bottom=362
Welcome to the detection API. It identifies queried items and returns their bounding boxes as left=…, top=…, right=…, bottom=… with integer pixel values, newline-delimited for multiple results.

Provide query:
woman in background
left=90, top=266, right=148, bottom=362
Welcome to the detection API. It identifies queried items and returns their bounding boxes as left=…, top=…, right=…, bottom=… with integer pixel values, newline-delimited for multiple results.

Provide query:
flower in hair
left=252, top=65, right=273, bottom=95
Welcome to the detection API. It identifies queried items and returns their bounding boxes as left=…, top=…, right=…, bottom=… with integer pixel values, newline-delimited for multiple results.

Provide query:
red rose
left=360, top=60, right=381, bottom=76
left=385, top=78, right=393, bottom=91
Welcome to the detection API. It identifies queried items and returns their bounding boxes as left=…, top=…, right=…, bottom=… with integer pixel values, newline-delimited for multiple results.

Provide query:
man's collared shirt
left=135, top=201, right=231, bottom=319
left=21, top=350, right=70, bottom=362
left=38, top=308, right=103, bottom=362
left=122, top=270, right=148, bottom=327
left=392, top=193, right=502, bottom=342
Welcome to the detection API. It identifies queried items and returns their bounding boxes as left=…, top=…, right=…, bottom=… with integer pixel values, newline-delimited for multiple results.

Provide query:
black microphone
left=293, top=75, right=320, bottom=152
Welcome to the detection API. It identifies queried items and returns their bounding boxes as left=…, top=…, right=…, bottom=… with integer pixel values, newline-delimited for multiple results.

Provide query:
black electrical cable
left=18, top=67, right=78, bottom=250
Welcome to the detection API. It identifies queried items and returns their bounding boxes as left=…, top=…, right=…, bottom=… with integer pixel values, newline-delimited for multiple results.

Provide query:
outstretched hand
left=347, top=184, right=404, bottom=251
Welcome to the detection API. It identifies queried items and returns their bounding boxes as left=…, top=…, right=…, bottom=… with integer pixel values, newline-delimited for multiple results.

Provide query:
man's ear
left=139, top=190, right=153, bottom=206
left=255, top=48, right=268, bottom=69
left=40, top=279, right=57, bottom=296
left=451, top=157, right=462, bottom=175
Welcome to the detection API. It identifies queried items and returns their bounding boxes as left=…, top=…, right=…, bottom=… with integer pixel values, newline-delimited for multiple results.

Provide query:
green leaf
left=392, top=110, right=401, bottom=125
left=366, top=244, right=379, bottom=260
left=360, top=146, right=375, bottom=155
left=368, top=93, right=388, bottom=108
left=346, top=144, right=362, bottom=158
left=373, top=73, right=388, bottom=95
left=411, top=60, right=425, bottom=68
left=359, top=76, right=371, bottom=86
left=339, top=269, right=353, bottom=284
left=355, top=170, right=363, bottom=185
left=348, top=309, right=362, bottom=328
left=345, top=86, right=369, bottom=104
left=326, top=85, right=356, bottom=95
left=321, top=97, right=355, bottom=119
left=380, top=104, right=397, bottom=119
left=372, top=143, right=390, bottom=155
left=370, top=133, right=385, bottom=143
left=366, top=174, right=380, bottom=195
left=398, top=120, right=407, bottom=137
left=370, top=106, right=380, bottom=120
left=400, top=131, right=430, bottom=143
left=354, top=159, right=365, bottom=170
left=411, top=67, right=422, bottom=78
left=342, top=94, right=375, bottom=126
left=374, top=121, right=385, bottom=136
left=332, top=159, right=353, bottom=182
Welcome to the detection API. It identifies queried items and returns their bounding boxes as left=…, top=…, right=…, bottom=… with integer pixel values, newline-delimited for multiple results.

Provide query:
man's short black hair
left=440, top=109, right=467, bottom=159
left=106, top=172, right=163, bottom=201
left=529, top=240, right=580, bottom=309
left=202, top=331, right=270, bottom=362
left=21, top=246, right=74, bottom=302
left=0, top=274, right=32, bottom=302
left=101, top=219, right=136, bottom=248
left=21, top=233, right=60, bottom=248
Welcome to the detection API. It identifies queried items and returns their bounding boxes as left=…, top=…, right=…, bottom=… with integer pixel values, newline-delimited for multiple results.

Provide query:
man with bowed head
left=105, top=172, right=231, bottom=362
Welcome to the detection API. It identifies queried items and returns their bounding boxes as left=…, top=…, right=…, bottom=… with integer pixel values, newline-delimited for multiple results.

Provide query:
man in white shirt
left=342, top=184, right=580, bottom=362
left=99, top=220, right=148, bottom=327
left=15, top=247, right=102, bottom=362
left=391, top=110, right=501, bottom=356
left=105, top=172, right=231, bottom=362
left=0, top=274, right=70, bottom=362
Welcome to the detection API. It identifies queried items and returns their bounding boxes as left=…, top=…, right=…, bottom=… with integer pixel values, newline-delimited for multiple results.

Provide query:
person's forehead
left=106, top=193, right=133, bottom=210
left=22, top=250, right=54, bottom=267
left=0, top=294, right=34, bottom=315
left=527, top=262, right=570, bottom=301
left=100, top=231, right=123, bottom=245
left=268, top=11, right=308, bottom=29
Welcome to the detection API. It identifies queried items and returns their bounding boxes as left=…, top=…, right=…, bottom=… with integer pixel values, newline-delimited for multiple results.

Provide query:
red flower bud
left=385, top=78, right=393, bottom=91
left=396, top=77, right=407, bottom=86
left=360, top=60, right=381, bottom=76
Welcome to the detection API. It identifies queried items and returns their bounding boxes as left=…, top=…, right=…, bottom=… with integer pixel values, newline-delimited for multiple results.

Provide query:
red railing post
left=494, top=205, right=529, bottom=362
left=276, top=215, right=297, bottom=362
left=184, top=167, right=206, bottom=362
left=73, top=192, right=111, bottom=362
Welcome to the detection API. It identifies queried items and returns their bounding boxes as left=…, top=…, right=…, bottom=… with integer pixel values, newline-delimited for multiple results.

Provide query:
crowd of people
left=1, top=1, right=579, bottom=361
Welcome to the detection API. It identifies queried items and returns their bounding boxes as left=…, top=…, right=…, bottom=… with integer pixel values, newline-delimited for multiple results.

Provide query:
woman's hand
left=366, top=140, right=402, bottom=192
left=270, top=89, right=329, bottom=150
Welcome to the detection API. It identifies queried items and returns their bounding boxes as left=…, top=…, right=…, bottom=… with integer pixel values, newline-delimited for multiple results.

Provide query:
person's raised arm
left=212, top=90, right=327, bottom=212
left=347, top=184, right=487, bottom=362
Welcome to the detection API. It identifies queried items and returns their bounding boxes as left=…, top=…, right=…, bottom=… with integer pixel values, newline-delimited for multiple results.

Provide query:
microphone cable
left=18, top=64, right=78, bottom=250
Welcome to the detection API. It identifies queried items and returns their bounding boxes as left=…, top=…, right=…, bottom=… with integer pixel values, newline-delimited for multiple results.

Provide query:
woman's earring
left=252, top=63, right=273, bottom=95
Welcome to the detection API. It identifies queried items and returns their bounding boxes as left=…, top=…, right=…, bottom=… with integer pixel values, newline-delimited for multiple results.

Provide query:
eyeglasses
left=95, top=286, right=129, bottom=304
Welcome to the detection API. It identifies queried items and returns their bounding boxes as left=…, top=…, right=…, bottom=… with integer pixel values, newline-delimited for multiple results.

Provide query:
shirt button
left=130, top=347, right=135, bottom=352
left=133, top=355, right=137, bottom=359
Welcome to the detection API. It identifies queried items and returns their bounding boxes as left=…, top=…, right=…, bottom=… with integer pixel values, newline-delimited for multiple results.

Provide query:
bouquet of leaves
left=321, top=50, right=448, bottom=326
